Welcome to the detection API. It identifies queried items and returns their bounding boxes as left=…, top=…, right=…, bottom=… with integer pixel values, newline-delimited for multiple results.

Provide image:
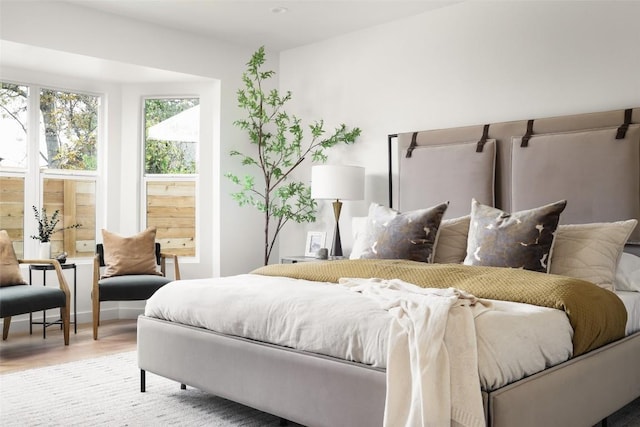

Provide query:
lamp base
left=331, top=223, right=343, bottom=257
left=330, top=200, right=343, bottom=257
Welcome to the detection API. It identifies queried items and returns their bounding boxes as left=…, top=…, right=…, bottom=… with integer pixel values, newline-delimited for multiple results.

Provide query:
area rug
left=0, top=351, right=300, bottom=426
left=1, top=351, right=639, bottom=426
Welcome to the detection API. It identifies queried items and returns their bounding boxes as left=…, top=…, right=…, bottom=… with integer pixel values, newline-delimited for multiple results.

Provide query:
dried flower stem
left=30, top=205, right=81, bottom=243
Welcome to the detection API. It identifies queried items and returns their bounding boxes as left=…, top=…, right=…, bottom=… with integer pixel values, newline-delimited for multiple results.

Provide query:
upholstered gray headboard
left=388, top=107, right=640, bottom=243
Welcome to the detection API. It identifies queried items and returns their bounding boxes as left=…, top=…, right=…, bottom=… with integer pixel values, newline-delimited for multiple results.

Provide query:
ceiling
left=1, top=0, right=461, bottom=83
left=66, top=0, right=462, bottom=52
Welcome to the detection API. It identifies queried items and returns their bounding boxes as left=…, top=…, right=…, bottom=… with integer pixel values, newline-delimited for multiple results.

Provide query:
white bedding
left=145, top=273, right=574, bottom=391
left=616, top=290, right=640, bottom=335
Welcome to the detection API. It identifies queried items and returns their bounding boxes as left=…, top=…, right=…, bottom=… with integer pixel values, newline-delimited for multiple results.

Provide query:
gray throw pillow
left=463, top=199, right=567, bottom=273
left=359, top=202, right=449, bottom=263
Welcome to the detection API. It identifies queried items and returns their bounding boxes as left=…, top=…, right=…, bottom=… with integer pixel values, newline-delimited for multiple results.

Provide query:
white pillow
left=550, top=219, right=638, bottom=290
left=350, top=216, right=368, bottom=259
left=433, top=215, right=470, bottom=264
left=615, top=252, right=640, bottom=292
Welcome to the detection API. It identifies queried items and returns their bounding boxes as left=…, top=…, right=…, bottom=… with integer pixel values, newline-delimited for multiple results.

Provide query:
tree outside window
left=0, top=83, right=28, bottom=168
left=39, top=88, right=98, bottom=171
left=0, top=83, right=28, bottom=256
left=0, top=84, right=100, bottom=171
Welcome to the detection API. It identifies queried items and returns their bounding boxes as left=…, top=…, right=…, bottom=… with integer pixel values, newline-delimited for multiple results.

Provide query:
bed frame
left=138, top=316, right=640, bottom=427
left=138, top=107, right=640, bottom=426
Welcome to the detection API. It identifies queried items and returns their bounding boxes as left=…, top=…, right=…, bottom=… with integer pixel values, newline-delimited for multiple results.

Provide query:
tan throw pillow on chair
left=101, top=227, right=161, bottom=278
left=0, top=229, right=27, bottom=286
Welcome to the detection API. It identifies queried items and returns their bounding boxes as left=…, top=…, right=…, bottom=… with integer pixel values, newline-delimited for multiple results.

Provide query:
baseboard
left=1, top=306, right=142, bottom=335
left=118, top=306, right=145, bottom=319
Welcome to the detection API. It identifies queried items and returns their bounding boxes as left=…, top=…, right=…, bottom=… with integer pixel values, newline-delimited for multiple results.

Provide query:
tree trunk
left=39, top=98, right=60, bottom=168
left=264, top=209, right=270, bottom=265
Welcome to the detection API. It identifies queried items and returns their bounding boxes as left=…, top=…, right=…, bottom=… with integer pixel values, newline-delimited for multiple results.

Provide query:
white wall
left=277, top=0, right=640, bottom=258
left=2, top=0, right=639, bottom=330
left=0, top=1, right=272, bottom=331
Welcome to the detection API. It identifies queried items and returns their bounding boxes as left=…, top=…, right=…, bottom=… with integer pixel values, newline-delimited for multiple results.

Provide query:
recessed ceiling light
left=271, top=7, right=288, bottom=14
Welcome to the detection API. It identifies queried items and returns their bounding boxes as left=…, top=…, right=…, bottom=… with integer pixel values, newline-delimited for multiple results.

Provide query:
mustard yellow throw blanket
left=253, top=259, right=627, bottom=356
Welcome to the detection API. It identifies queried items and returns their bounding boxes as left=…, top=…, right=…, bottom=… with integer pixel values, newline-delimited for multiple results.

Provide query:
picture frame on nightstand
left=304, top=231, right=326, bottom=257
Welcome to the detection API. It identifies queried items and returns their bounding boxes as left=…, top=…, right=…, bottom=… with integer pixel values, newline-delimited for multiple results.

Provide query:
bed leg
left=279, top=418, right=288, bottom=426
left=180, top=383, right=186, bottom=390
left=140, top=369, right=146, bottom=393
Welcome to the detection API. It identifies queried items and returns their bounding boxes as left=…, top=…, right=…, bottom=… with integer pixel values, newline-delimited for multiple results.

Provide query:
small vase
left=39, top=242, right=51, bottom=259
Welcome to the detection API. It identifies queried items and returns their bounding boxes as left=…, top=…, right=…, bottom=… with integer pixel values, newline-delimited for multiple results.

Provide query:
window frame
left=0, top=80, right=103, bottom=260
left=140, top=96, right=200, bottom=260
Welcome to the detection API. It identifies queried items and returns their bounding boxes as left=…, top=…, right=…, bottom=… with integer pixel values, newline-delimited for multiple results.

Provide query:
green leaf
left=225, top=47, right=360, bottom=264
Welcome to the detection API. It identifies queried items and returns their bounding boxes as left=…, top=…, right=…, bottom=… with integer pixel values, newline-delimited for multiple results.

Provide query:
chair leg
left=92, top=294, right=100, bottom=340
left=60, top=306, right=70, bottom=345
left=2, top=317, right=11, bottom=340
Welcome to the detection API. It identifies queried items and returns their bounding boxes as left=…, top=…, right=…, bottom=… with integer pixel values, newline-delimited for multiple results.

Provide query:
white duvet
left=144, top=273, right=574, bottom=391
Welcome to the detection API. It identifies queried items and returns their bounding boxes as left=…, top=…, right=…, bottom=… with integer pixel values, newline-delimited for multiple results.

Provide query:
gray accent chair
left=0, top=259, right=71, bottom=345
left=92, top=243, right=180, bottom=340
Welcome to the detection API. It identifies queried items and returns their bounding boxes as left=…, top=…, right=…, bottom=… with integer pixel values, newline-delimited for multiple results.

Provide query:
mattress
left=616, top=290, right=640, bottom=335
left=145, top=273, right=575, bottom=391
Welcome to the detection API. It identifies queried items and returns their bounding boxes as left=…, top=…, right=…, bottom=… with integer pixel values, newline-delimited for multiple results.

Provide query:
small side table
left=28, top=263, right=77, bottom=337
left=281, top=256, right=343, bottom=264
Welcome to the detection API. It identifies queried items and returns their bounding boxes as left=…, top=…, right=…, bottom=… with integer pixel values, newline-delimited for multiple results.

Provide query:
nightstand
left=281, top=256, right=342, bottom=263
left=281, top=256, right=320, bottom=264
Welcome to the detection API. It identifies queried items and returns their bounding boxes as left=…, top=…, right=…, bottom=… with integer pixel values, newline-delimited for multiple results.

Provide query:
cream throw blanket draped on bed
left=338, top=277, right=489, bottom=427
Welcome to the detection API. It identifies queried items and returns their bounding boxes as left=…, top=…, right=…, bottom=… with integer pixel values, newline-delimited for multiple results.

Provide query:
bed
left=137, top=107, right=640, bottom=427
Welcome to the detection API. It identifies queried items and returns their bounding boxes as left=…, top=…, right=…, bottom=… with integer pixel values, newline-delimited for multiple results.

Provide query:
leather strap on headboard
left=476, top=124, right=490, bottom=153
left=406, top=132, right=418, bottom=158
left=520, top=119, right=535, bottom=147
left=616, top=108, right=633, bottom=139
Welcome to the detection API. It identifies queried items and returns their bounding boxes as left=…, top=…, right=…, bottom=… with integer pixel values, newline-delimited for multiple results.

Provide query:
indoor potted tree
left=226, top=47, right=361, bottom=265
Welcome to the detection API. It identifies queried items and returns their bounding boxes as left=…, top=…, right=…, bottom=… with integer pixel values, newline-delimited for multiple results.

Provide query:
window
left=42, top=178, right=96, bottom=258
left=143, top=98, right=198, bottom=257
left=0, top=82, right=100, bottom=259
left=0, top=83, right=28, bottom=257
left=0, top=176, right=25, bottom=258
left=0, top=83, right=28, bottom=168
left=40, top=88, right=98, bottom=171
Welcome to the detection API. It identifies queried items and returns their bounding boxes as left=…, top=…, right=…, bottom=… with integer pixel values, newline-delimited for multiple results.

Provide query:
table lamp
left=311, top=165, right=365, bottom=257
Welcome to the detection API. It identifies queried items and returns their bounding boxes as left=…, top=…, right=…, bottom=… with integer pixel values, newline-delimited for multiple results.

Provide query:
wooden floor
left=0, top=319, right=137, bottom=374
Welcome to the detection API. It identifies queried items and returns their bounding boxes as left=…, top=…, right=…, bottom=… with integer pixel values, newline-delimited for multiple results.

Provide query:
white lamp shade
left=311, top=165, right=365, bottom=201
